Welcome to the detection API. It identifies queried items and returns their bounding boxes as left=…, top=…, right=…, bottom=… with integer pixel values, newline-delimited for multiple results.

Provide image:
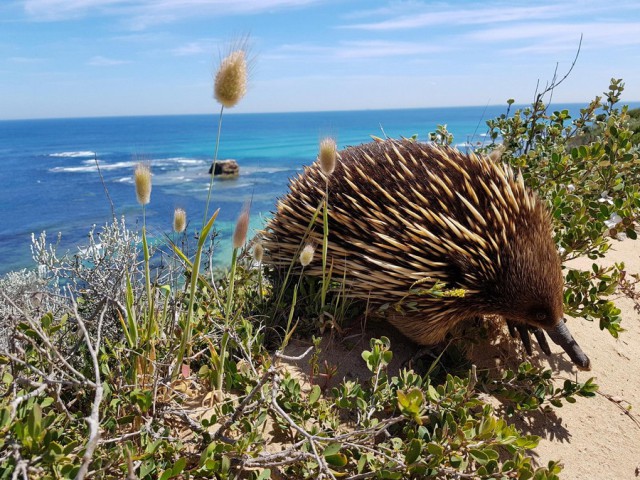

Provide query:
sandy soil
left=529, top=239, right=640, bottom=479
left=280, top=238, right=640, bottom=479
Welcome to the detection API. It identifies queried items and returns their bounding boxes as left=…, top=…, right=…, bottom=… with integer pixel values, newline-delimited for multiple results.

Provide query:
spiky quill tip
left=134, top=162, right=152, bottom=206
left=214, top=50, right=247, bottom=109
left=173, top=208, right=186, bottom=233
left=318, top=137, right=337, bottom=175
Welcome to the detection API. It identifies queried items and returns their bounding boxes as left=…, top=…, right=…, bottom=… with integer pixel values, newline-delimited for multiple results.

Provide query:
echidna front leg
left=506, top=319, right=591, bottom=371
left=506, top=321, right=551, bottom=356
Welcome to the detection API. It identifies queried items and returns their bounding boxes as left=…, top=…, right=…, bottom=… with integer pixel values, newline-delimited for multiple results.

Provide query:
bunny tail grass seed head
left=134, top=162, right=152, bottom=205
left=214, top=49, right=247, bottom=109
left=173, top=208, right=186, bottom=233
left=318, top=137, right=337, bottom=175
left=299, top=244, right=315, bottom=267
left=233, top=206, right=250, bottom=249
left=253, top=242, right=264, bottom=263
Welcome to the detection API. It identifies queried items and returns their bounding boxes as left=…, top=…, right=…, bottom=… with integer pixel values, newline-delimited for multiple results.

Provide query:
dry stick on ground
left=597, top=391, right=640, bottom=430
left=233, top=347, right=414, bottom=477
left=213, top=367, right=276, bottom=441
left=0, top=288, right=106, bottom=478
left=618, top=272, right=640, bottom=314
left=0, top=291, right=95, bottom=388
left=70, top=288, right=106, bottom=480
left=215, top=347, right=313, bottom=442
left=268, top=372, right=337, bottom=480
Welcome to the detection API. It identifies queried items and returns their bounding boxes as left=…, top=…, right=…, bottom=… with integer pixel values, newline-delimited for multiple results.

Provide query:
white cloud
left=171, top=40, right=217, bottom=57
left=341, top=4, right=569, bottom=30
left=24, top=0, right=127, bottom=20
left=468, top=22, right=640, bottom=49
left=22, top=0, right=319, bottom=24
left=273, top=40, right=445, bottom=61
left=87, top=55, right=130, bottom=66
left=171, top=42, right=205, bottom=57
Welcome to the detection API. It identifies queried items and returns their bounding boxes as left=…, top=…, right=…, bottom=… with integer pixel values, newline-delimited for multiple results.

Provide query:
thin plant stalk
left=215, top=246, right=239, bottom=392
left=141, top=224, right=154, bottom=340
left=321, top=181, right=330, bottom=309
left=273, top=199, right=324, bottom=314
left=280, top=282, right=299, bottom=352
left=257, top=261, right=263, bottom=302
left=140, top=203, right=155, bottom=346
left=172, top=210, right=219, bottom=380
left=202, top=106, right=225, bottom=228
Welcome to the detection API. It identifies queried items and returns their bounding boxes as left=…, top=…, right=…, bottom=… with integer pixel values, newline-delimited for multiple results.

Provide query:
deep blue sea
left=0, top=104, right=629, bottom=275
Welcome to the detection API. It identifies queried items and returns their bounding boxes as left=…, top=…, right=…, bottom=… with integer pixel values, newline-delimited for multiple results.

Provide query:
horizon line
left=2, top=100, right=639, bottom=122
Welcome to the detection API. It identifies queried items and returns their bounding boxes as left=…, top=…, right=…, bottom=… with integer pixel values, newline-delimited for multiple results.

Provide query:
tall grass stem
left=203, top=106, right=225, bottom=228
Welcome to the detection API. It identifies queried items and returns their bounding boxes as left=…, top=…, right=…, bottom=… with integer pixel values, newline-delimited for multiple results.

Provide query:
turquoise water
left=0, top=104, right=608, bottom=275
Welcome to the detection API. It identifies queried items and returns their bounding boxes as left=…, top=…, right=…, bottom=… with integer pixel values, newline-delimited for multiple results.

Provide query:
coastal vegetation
left=0, top=43, right=639, bottom=479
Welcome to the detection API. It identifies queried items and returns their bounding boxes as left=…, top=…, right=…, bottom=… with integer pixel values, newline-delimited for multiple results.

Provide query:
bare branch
left=71, top=291, right=104, bottom=480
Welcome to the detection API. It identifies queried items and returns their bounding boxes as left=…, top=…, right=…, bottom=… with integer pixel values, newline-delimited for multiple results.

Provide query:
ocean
left=0, top=104, right=618, bottom=276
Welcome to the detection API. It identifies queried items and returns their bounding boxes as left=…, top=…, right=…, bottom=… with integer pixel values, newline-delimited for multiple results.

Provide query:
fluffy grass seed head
left=233, top=206, right=250, bottom=249
left=318, top=137, right=337, bottom=175
left=488, top=144, right=506, bottom=162
left=214, top=49, right=247, bottom=109
left=253, top=242, right=264, bottom=263
left=134, top=162, right=152, bottom=205
left=299, top=244, right=315, bottom=267
left=173, top=208, right=186, bottom=233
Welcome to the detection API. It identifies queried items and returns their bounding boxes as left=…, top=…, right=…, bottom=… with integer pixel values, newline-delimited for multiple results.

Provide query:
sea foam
left=49, top=157, right=206, bottom=174
left=49, top=151, right=96, bottom=158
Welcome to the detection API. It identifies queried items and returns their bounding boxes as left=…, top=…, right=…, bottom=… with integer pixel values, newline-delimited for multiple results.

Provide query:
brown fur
left=262, top=139, right=564, bottom=345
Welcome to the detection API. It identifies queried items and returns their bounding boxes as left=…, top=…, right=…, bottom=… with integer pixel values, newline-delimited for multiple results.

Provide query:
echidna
left=263, top=139, right=590, bottom=370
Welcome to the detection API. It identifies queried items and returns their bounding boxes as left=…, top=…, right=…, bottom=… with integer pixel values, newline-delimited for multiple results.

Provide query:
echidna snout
left=263, top=139, right=591, bottom=369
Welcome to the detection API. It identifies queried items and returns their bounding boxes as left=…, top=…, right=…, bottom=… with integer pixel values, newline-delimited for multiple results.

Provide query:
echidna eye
left=535, top=311, right=547, bottom=322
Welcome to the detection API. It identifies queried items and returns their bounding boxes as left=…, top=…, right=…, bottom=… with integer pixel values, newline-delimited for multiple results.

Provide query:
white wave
left=242, top=166, right=294, bottom=175
left=162, top=157, right=206, bottom=165
left=49, top=160, right=138, bottom=173
left=50, top=157, right=209, bottom=174
left=50, top=165, right=97, bottom=173
left=49, top=151, right=96, bottom=158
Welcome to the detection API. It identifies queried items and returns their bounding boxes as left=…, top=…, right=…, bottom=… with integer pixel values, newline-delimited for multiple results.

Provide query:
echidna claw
left=507, top=321, right=518, bottom=339
left=532, top=328, right=552, bottom=356
left=506, top=321, right=548, bottom=356
left=516, top=324, right=533, bottom=355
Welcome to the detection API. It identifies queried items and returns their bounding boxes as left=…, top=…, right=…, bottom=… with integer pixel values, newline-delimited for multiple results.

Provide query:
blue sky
left=1, top=0, right=639, bottom=119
